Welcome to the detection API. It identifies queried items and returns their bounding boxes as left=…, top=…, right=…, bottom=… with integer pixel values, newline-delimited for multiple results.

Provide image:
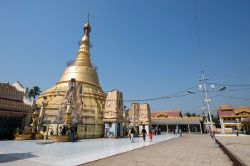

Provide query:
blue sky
left=0, top=0, right=250, bottom=113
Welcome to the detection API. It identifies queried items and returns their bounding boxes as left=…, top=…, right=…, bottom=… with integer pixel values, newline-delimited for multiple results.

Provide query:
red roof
left=151, top=110, right=182, bottom=118
left=217, top=106, right=250, bottom=117
left=217, top=109, right=235, bottom=117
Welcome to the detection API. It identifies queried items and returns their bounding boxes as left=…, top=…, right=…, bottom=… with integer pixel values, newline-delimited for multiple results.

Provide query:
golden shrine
left=127, top=103, right=151, bottom=134
left=35, top=17, right=106, bottom=139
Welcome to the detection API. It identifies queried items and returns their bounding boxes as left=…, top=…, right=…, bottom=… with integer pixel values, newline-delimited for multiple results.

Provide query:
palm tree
left=28, top=86, right=41, bottom=100
left=185, top=112, right=191, bottom=117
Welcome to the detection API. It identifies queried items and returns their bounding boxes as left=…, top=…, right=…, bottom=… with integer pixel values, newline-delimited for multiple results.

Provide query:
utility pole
left=201, top=71, right=213, bottom=133
left=202, top=106, right=209, bottom=132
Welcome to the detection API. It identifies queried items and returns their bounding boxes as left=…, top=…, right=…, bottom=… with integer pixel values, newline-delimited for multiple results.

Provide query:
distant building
left=127, top=103, right=151, bottom=134
left=151, top=110, right=202, bottom=133
left=217, top=105, right=250, bottom=134
left=0, top=82, right=32, bottom=139
left=126, top=106, right=202, bottom=134
left=138, top=104, right=151, bottom=134
left=103, top=90, right=124, bottom=138
left=12, top=81, right=34, bottom=106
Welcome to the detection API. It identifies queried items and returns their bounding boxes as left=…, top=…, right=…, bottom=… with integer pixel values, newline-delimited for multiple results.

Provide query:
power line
left=207, top=82, right=250, bottom=87
left=124, top=92, right=201, bottom=102
left=210, top=94, right=250, bottom=101
left=208, top=87, right=250, bottom=93
left=105, top=84, right=200, bottom=102
left=193, top=0, right=204, bottom=71
left=218, top=95, right=250, bottom=101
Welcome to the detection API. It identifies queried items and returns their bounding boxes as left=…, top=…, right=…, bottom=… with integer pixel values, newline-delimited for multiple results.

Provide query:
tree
left=184, top=112, right=200, bottom=117
left=191, top=113, right=197, bottom=117
left=28, top=86, right=41, bottom=100
left=184, top=112, right=191, bottom=117
left=211, top=114, right=221, bottom=128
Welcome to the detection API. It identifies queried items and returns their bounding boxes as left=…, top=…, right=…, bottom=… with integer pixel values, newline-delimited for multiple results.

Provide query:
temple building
left=151, top=110, right=202, bottom=133
left=127, top=103, right=151, bottom=134
left=36, top=18, right=106, bottom=139
left=12, top=81, right=34, bottom=106
left=126, top=105, right=202, bottom=134
left=217, top=105, right=250, bottom=134
left=0, top=83, right=32, bottom=139
left=103, top=90, right=124, bottom=138
left=138, top=104, right=151, bottom=133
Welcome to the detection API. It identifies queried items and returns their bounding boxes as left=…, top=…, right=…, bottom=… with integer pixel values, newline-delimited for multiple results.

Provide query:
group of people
left=128, top=126, right=153, bottom=143
left=48, top=125, right=76, bottom=142
left=152, top=128, right=161, bottom=135
left=15, top=126, right=33, bottom=135
left=173, top=128, right=182, bottom=136
left=129, top=126, right=187, bottom=143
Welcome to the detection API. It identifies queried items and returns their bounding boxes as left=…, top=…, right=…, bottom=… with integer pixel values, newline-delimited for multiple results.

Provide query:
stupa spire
left=57, top=15, right=101, bottom=87
left=73, top=15, right=92, bottom=67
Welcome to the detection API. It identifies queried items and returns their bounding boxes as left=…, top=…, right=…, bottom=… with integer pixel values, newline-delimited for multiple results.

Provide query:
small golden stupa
left=36, top=17, right=106, bottom=139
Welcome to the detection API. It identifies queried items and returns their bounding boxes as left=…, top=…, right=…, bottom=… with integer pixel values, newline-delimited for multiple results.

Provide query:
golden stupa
left=36, top=17, right=106, bottom=139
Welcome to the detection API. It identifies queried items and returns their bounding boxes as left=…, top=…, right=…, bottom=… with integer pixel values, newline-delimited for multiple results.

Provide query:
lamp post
left=200, top=73, right=226, bottom=142
left=188, top=72, right=226, bottom=135
left=200, top=71, right=213, bottom=134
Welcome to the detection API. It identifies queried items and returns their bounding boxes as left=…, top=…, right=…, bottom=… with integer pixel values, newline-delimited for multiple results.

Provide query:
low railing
left=223, top=120, right=239, bottom=123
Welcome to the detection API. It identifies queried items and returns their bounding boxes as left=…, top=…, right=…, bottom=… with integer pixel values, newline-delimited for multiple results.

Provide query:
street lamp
left=218, top=87, right=226, bottom=91
left=188, top=73, right=226, bottom=135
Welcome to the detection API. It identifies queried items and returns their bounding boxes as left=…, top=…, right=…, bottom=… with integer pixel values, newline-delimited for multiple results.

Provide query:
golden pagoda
left=36, top=17, right=106, bottom=139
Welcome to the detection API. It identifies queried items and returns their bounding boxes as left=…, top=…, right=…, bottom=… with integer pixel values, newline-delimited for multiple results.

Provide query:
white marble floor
left=0, top=134, right=178, bottom=166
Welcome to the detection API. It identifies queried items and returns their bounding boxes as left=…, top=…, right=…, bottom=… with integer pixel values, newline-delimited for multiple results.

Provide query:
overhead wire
left=209, top=87, right=250, bottom=93
left=123, top=84, right=200, bottom=102
left=104, top=84, right=200, bottom=102
left=211, top=95, right=250, bottom=101
left=193, top=0, right=204, bottom=71
left=207, top=82, right=250, bottom=87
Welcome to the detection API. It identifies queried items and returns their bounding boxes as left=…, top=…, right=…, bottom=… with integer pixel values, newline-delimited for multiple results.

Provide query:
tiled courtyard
left=216, top=135, right=250, bottom=166
left=82, top=134, right=233, bottom=166
left=0, top=134, right=177, bottom=166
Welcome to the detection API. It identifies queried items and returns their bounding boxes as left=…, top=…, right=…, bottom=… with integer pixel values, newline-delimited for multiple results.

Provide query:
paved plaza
left=0, top=134, right=177, bottom=166
left=82, top=134, right=233, bottom=166
left=216, top=135, right=250, bottom=166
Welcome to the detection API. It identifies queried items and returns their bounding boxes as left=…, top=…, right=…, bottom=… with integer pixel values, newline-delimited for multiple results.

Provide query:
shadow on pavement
left=0, top=152, right=37, bottom=163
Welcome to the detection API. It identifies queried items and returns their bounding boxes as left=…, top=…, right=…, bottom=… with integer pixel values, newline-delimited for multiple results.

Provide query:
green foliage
left=211, top=114, right=221, bottom=128
left=185, top=112, right=191, bottom=117
left=191, top=113, right=197, bottom=117
left=28, top=86, right=41, bottom=99
left=184, top=112, right=199, bottom=117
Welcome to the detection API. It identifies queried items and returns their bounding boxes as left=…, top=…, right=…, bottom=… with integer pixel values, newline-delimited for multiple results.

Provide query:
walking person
left=70, top=127, right=75, bottom=142
left=235, top=129, right=239, bottom=136
left=149, top=130, right=153, bottom=142
left=179, top=129, right=182, bottom=136
left=130, top=128, right=135, bottom=143
left=141, top=126, right=147, bottom=142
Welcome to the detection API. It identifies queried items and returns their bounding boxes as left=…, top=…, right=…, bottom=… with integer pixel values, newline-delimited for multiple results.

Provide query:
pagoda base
left=35, top=133, right=44, bottom=139
left=15, top=133, right=36, bottom=140
left=48, top=135, right=70, bottom=142
left=77, top=124, right=104, bottom=139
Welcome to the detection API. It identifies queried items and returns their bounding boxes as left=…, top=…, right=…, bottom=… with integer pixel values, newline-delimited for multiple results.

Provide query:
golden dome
left=38, top=18, right=105, bottom=102
left=57, top=65, right=100, bottom=87
left=57, top=18, right=100, bottom=87
left=36, top=17, right=106, bottom=139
